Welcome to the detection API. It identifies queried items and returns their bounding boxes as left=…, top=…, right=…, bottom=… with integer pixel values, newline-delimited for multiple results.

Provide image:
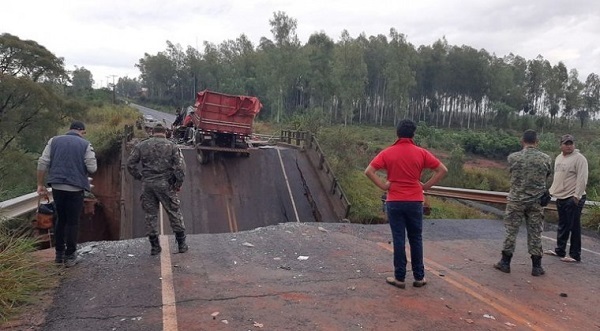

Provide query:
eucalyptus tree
left=116, top=77, right=141, bottom=99
left=525, top=55, right=550, bottom=115
left=136, top=51, right=176, bottom=102
left=580, top=73, right=600, bottom=127
left=544, top=62, right=568, bottom=123
left=415, top=38, right=449, bottom=127
left=217, top=34, right=259, bottom=96
left=183, top=45, right=205, bottom=98
left=383, top=28, right=417, bottom=124
left=488, top=56, right=515, bottom=128
left=361, top=33, right=389, bottom=124
left=304, top=32, right=335, bottom=113
left=503, top=54, right=528, bottom=116
left=445, top=45, right=490, bottom=128
left=71, top=66, right=94, bottom=92
left=262, top=11, right=305, bottom=122
left=563, top=69, right=583, bottom=124
left=332, top=30, right=367, bottom=125
left=165, top=41, right=189, bottom=107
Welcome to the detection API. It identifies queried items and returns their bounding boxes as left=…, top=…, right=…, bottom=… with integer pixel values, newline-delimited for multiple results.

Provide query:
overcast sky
left=3, top=0, right=599, bottom=88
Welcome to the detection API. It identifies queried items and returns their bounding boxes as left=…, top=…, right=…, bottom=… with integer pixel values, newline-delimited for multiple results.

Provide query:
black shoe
left=493, top=261, right=511, bottom=273
left=149, top=235, right=162, bottom=255
left=531, top=266, right=545, bottom=276
left=175, top=232, right=188, bottom=253
left=493, top=251, right=512, bottom=273
left=531, top=255, right=545, bottom=276
left=178, top=242, right=188, bottom=253
left=151, top=245, right=162, bottom=255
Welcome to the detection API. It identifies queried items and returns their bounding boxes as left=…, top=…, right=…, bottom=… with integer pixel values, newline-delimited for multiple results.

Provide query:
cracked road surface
left=127, top=145, right=340, bottom=238
left=33, top=220, right=600, bottom=331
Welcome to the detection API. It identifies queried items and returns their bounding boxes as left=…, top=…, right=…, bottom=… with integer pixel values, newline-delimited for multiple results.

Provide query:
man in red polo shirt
left=365, top=119, right=447, bottom=289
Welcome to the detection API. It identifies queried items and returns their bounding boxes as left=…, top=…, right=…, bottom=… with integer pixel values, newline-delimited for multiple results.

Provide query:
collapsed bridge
left=78, top=127, right=351, bottom=242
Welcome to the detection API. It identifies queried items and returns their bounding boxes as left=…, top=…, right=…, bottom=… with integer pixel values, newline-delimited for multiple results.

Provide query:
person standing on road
left=365, top=119, right=448, bottom=289
left=172, top=108, right=184, bottom=127
left=126, top=123, right=188, bottom=255
left=545, top=134, right=588, bottom=263
left=494, top=129, right=551, bottom=276
left=37, top=120, right=97, bottom=267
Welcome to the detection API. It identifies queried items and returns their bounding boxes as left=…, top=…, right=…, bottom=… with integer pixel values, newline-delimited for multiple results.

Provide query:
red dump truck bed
left=192, top=90, right=262, bottom=136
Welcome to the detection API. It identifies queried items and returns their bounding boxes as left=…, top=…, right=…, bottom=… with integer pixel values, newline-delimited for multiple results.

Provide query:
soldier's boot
left=175, top=231, right=188, bottom=253
left=493, top=250, right=512, bottom=273
left=531, top=255, right=545, bottom=276
left=149, top=235, right=162, bottom=255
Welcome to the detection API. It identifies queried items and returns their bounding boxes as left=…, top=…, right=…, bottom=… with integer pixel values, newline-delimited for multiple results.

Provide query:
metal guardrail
left=427, top=186, right=599, bottom=212
left=0, top=191, right=53, bottom=221
left=278, top=130, right=353, bottom=219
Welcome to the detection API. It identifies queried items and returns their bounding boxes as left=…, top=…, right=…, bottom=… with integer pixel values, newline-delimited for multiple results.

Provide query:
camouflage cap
left=560, top=134, right=575, bottom=143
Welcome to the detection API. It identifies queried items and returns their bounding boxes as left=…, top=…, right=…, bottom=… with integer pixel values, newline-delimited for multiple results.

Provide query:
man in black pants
left=37, top=121, right=97, bottom=267
left=546, top=134, right=588, bottom=263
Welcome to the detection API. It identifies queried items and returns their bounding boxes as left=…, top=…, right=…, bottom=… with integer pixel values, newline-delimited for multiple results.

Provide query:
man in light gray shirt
left=545, top=134, right=588, bottom=263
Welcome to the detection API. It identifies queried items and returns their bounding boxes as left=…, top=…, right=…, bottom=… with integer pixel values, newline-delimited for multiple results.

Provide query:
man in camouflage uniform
left=494, top=129, right=551, bottom=276
left=127, top=123, right=188, bottom=255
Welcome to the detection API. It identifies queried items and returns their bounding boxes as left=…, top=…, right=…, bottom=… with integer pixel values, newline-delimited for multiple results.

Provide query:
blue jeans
left=386, top=201, right=425, bottom=281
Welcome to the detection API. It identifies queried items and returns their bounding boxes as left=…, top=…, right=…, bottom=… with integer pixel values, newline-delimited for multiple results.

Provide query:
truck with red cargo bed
left=178, top=90, right=262, bottom=164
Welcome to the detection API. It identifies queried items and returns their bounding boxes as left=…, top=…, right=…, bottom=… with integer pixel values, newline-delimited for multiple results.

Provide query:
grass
left=582, top=205, right=600, bottom=233
left=0, top=219, right=60, bottom=322
left=428, top=197, right=495, bottom=220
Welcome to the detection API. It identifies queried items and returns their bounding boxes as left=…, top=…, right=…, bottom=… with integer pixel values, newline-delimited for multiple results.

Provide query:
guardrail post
left=330, top=178, right=337, bottom=194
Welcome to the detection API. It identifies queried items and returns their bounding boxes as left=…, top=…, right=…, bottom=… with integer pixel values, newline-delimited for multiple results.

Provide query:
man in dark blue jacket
left=37, top=120, right=97, bottom=267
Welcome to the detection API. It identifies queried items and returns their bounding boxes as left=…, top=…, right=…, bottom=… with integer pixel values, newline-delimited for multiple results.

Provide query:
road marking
left=159, top=205, right=179, bottom=330
left=377, top=242, right=560, bottom=331
left=277, top=148, right=300, bottom=222
left=159, top=204, right=165, bottom=235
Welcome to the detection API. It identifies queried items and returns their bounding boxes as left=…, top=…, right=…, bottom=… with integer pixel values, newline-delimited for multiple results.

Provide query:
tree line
left=119, top=11, right=599, bottom=130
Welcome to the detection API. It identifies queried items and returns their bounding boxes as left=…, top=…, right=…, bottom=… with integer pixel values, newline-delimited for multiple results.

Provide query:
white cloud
left=2, top=0, right=599, bottom=88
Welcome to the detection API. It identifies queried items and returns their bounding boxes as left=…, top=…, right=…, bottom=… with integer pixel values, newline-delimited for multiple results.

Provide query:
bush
left=463, top=167, right=510, bottom=192
left=287, top=107, right=328, bottom=135
left=582, top=205, right=600, bottom=233
left=0, top=221, right=58, bottom=321
left=461, top=130, right=520, bottom=159
left=316, top=126, right=371, bottom=178
left=342, top=170, right=386, bottom=223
